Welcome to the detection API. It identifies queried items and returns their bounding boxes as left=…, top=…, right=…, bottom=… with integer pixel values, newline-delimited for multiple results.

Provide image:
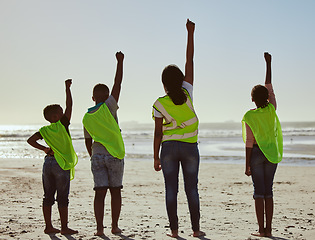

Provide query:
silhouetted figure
left=153, top=19, right=205, bottom=238
left=242, top=52, right=283, bottom=237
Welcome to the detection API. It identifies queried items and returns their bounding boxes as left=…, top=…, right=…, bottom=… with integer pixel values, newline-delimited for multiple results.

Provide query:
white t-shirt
left=153, top=81, right=193, bottom=118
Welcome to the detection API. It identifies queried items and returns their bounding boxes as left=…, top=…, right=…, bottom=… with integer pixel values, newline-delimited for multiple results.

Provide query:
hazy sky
left=1, top=0, right=314, bottom=125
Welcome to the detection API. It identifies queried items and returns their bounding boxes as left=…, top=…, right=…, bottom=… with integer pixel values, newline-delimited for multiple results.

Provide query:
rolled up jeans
left=160, top=141, right=200, bottom=232
left=250, top=145, right=277, bottom=199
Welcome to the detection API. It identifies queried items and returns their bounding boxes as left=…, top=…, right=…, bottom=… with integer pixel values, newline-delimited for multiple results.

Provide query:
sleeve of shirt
left=153, top=108, right=163, bottom=118
left=106, top=95, right=119, bottom=113
left=182, top=81, right=193, bottom=102
left=245, top=123, right=255, bottom=148
left=266, top=83, right=277, bottom=110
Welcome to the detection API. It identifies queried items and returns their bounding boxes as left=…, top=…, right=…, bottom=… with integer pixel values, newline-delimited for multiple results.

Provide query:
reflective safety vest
left=39, top=121, right=78, bottom=180
left=242, top=103, right=283, bottom=164
left=82, top=103, right=125, bottom=159
left=153, top=90, right=199, bottom=143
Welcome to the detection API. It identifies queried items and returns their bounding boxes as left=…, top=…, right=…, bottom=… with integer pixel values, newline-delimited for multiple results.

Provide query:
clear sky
left=0, top=0, right=314, bottom=125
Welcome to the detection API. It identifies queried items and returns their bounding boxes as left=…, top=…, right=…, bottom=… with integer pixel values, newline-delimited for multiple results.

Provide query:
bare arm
left=85, top=138, right=92, bottom=157
left=64, top=79, right=73, bottom=121
left=111, top=51, right=124, bottom=103
left=264, top=52, right=277, bottom=109
left=153, top=117, right=163, bottom=171
left=245, top=147, right=253, bottom=176
left=264, top=52, right=272, bottom=85
left=27, top=132, right=53, bottom=155
left=184, top=19, right=195, bottom=86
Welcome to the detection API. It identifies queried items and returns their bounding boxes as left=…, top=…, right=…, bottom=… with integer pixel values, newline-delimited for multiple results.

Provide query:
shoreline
left=1, top=157, right=314, bottom=239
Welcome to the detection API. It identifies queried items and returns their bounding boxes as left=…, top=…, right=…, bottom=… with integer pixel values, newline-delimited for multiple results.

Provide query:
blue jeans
left=250, top=145, right=277, bottom=199
left=160, top=141, right=200, bottom=232
left=42, top=155, right=70, bottom=207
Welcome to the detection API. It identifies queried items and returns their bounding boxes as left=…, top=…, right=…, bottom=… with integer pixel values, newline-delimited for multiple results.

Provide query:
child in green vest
left=153, top=19, right=205, bottom=238
left=27, top=79, right=78, bottom=235
left=242, top=52, right=283, bottom=237
left=83, top=51, right=125, bottom=236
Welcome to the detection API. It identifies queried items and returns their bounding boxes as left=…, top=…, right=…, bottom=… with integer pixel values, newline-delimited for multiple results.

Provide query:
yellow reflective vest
left=153, top=90, right=199, bottom=143
left=82, top=103, right=125, bottom=159
left=39, top=121, right=78, bottom=180
left=242, top=103, right=283, bottom=164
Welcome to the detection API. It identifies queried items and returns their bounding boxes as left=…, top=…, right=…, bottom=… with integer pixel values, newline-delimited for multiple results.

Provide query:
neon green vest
left=153, top=90, right=199, bottom=143
left=242, top=103, right=283, bottom=163
left=39, top=121, right=78, bottom=180
left=82, top=103, right=125, bottom=159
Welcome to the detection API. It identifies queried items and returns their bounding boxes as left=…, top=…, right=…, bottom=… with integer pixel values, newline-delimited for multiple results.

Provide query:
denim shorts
left=42, top=155, right=70, bottom=207
left=250, top=145, right=277, bottom=199
left=91, top=154, right=124, bottom=190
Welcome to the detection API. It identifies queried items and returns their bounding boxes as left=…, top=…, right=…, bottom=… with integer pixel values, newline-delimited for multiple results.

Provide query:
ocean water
left=0, top=122, right=314, bottom=166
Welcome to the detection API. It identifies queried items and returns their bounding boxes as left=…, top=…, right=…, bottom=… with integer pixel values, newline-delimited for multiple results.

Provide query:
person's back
left=242, top=52, right=283, bottom=237
left=152, top=19, right=205, bottom=238
left=27, top=79, right=78, bottom=235
left=82, top=51, right=125, bottom=236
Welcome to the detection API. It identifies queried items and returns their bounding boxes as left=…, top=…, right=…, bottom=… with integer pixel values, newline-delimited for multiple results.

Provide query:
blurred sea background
left=0, top=121, right=314, bottom=166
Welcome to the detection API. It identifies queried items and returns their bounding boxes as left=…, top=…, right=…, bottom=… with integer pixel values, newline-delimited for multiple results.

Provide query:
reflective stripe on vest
left=153, top=91, right=198, bottom=143
left=153, top=100, right=198, bottom=131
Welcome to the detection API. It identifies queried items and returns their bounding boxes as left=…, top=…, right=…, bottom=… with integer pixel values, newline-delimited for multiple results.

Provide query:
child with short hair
left=82, top=51, right=125, bottom=236
left=242, top=52, right=283, bottom=237
left=27, top=79, right=78, bottom=235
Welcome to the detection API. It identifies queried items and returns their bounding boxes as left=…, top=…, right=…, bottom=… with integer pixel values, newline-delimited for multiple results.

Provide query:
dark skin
left=245, top=52, right=271, bottom=176
left=84, top=51, right=124, bottom=236
left=154, top=19, right=195, bottom=172
left=27, top=79, right=73, bottom=156
left=245, top=52, right=274, bottom=237
left=85, top=51, right=124, bottom=158
left=27, top=79, right=77, bottom=235
left=153, top=19, right=205, bottom=238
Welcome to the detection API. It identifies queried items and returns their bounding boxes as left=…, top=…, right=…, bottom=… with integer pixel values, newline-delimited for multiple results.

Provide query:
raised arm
left=184, top=19, right=195, bottom=86
left=111, top=51, right=124, bottom=103
left=264, top=52, right=272, bottom=84
left=64, top=79, right=73, bottom=121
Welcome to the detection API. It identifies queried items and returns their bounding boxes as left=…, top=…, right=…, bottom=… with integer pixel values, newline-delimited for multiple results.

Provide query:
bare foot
left=251, top=231, right=265, bottom=237
left=167, top=229, right=178, bottom=238
left=44, top=227, right=60, bottom=234
left=94, top=230, right=105, bottom=236
left=193, top=230, right=206, bottom=237
left=60, top=227, right=78, bottom=235
left=111, top=227, right=122, bottom=234
left=265, top=228, right=272, bottom=237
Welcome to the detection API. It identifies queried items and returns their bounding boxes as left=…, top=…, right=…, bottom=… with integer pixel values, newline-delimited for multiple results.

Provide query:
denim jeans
left=42, top=155, right=70, bottom=207
left=250, top=145, right=277, bottom=199
left=160, top=141, right=200, bottom=232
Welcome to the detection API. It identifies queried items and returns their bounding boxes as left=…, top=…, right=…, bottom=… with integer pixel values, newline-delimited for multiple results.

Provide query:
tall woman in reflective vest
left=153, top=19, right=205, bottom=238
left=242, top=52, right=283, bottom=237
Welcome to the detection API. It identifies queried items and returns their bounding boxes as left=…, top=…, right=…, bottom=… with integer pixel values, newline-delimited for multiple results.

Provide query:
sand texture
left=0, top=157, right=314, bottom=240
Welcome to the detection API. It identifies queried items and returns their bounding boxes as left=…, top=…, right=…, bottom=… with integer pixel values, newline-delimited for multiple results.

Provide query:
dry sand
left=0, top=157, right=314, bottom=240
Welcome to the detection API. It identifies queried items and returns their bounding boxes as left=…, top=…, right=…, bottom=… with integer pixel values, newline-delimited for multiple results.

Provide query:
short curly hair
left=43, top=104, right=63, bottom=122
left=93, top=83, right=110, bottom=102
left=251, top=85, right=269, bottom=106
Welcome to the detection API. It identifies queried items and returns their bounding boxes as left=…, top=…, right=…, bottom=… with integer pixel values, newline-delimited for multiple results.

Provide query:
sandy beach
left=0, top=157, right=314, bottom=240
